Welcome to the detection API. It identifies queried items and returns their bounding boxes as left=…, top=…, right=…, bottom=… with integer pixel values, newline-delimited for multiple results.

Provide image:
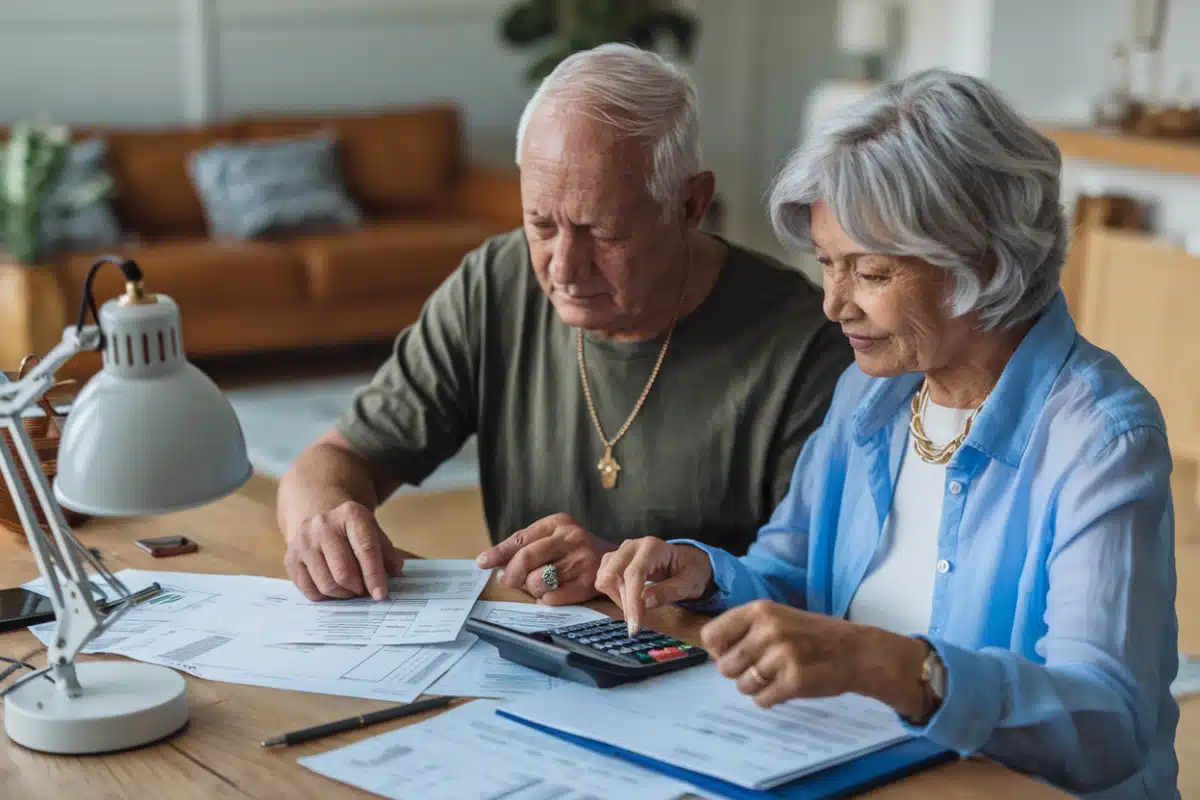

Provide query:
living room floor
left=212, top=350, right=1200, bottom=795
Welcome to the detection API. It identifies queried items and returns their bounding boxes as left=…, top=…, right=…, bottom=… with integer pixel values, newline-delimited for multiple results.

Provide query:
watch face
left=923, top=651, right=948, bottom=699
left=930, top=659, right=947, bottom=699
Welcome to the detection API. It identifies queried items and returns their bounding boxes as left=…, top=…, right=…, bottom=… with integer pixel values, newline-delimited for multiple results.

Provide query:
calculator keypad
left=547, top=619, right=700, bottom=665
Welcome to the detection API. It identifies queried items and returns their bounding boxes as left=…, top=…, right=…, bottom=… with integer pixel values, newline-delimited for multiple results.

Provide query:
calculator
left=464, top=616, right=708, bottom=688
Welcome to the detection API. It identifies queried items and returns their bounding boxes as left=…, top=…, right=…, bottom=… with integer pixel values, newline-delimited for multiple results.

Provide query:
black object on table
left=261, top=695, right=454, bottom=747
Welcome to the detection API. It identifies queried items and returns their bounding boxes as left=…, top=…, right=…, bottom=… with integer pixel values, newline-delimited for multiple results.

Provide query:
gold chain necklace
left=908, top=381, right=985, bottom=465
left=577, top=270, right=688, bottom=489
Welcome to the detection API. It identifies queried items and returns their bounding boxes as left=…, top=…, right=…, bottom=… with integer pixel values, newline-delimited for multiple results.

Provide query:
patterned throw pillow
left=187, top=132, right=363, bottom=240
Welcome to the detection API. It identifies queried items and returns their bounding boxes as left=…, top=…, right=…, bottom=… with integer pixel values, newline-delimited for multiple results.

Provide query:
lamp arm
left=0, top=324, right=127, bottom=695
left=0, top=327, right=103, bottom=415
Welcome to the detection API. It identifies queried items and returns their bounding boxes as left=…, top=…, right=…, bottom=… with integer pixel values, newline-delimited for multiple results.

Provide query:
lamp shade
left=53, top=294, right=251, bottom=516
left=837, top=0, right=889, bottom=55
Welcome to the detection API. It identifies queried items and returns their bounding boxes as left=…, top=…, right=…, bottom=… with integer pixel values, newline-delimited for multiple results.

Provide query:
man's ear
left=681, top=171, right=717, bottom=231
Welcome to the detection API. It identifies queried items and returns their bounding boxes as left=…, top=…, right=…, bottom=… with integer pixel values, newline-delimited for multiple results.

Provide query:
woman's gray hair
left=515, top=43, right=700, bottom=215
left=769, top=68, right=1067, bottom=330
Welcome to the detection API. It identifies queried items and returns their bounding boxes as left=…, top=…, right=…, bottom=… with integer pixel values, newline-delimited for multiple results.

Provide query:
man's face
left=520, top=106, right=684, bottom=335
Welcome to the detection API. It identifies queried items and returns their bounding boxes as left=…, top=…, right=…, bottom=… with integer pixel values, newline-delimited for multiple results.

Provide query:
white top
left=847, top=397, right=975, bottom=636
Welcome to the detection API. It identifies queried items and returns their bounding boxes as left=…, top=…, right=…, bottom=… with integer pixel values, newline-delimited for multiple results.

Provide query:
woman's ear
left=681, top=171, right=717, bottom=231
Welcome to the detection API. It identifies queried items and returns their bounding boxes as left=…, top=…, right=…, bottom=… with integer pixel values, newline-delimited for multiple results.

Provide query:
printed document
left=502, top=663, right=909, bottom=790
left=427, top=601, right=608, bottom=698
left=25, top=569, right=474, bottom=702
left=262, top=560, right=492, bottom=646
left=299, top=700, right=697, bottom=800
left=117, top=626, right=475, bottom=703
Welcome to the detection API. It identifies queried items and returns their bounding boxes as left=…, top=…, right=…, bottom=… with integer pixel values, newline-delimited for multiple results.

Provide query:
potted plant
left=499, top=0, right=699, bottom=82
left=0, top=120, right=113, bottom=374
left=1, top=119, right=113, bottom=265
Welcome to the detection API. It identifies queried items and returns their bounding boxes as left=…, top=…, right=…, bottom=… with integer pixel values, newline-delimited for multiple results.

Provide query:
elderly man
left=276, top=43, right=851, bottom=606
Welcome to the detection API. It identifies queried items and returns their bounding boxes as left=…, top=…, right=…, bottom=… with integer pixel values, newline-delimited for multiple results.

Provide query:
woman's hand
left=701, top=599, right=931, bottom=716
left=595, top=538, right=714, bottom=635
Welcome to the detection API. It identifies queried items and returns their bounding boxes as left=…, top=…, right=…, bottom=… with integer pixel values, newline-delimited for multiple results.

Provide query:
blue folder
left=496, top=710, right=956, bottom=799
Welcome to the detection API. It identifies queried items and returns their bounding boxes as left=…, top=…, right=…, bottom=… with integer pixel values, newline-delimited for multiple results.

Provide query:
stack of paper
left=499, top=664, right=909, bottom=792
left=298, top=699, right=698, bottom=800
left=23, top=562, right=491, bottom=703
left=298, top=660, right=932, bottom=799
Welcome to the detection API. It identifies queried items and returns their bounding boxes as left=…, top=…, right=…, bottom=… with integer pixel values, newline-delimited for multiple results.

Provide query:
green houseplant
left=0, top=120, right=112, bottom=265
left=500, top=0, right=699, bottom=82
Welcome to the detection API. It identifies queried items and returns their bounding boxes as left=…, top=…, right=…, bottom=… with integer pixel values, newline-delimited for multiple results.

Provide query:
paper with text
left=502, top=663, right=909, bottom=791
left=427, top=601, right=608, bottom=698
left=298, top=700, right=697, bottom=800
left=121, top=626, right=475, bottom=703
left=262, top=560, right=491, bottom=646
left=25, top=569, right=474, bottom=702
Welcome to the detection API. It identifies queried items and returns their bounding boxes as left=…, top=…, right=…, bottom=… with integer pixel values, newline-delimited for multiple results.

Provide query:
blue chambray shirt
left=674, top=293, right=1179, bottom=798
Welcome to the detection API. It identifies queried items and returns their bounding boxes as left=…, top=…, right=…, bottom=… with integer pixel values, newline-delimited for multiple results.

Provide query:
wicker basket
left=0, top=355, right=90, bottom=538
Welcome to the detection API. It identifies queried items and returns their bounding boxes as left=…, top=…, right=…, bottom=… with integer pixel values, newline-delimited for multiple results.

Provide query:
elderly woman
left=595, top=68, right=1178, bottom=798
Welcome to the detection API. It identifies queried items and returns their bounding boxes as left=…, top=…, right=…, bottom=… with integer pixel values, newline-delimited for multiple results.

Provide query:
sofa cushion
left=39, top=139, right=123, bottom=256
left=295, top=218, right=496, bottom=305
left=60, top=239, right=307, bottom=315
left=241, top=106, right=460, bottom=216
left=103, top=123, right=243, bottom=237
left=188, top=133, right=363, bottom=240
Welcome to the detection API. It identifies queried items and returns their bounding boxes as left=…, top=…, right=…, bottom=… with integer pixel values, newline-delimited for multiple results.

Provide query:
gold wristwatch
left=914, top=644, right=947, bottom=724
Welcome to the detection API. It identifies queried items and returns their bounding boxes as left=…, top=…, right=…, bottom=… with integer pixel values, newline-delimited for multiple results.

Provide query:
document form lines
left=157, top=633, right=233, bottom=663
left=350, top=744, right=414, bottom=769
left=402, top=651, right=454, bottom=687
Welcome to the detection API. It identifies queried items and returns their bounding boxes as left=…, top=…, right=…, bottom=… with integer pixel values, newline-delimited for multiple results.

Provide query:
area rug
left=223, top=373, right=480, bottom=494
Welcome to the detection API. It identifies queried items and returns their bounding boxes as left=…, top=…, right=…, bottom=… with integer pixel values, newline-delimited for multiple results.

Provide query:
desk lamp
left=0, top=256, right=251, bottom=754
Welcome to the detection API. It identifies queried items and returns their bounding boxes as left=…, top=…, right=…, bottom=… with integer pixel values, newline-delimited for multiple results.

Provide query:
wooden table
left=0, top=477, right=1069, bottom=798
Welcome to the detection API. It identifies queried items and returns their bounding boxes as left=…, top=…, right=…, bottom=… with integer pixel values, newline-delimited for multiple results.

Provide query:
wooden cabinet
left=1074, top=229, right=1200, bottom=485
left=1045, top=126, right=1200, bottom=498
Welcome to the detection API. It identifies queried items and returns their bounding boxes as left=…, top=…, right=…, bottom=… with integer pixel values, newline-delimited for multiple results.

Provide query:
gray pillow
left=41, top=139, right=122, bottom=254
left=187, top=132, right=362, bottom=240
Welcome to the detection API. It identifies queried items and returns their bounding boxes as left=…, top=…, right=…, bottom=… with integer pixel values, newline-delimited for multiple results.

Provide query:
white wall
left=0, top=0, right=186, bottom=125
left=0, top=0, right=844, bottom=259
left=983, top=0, right=1200, bottom=247
left=211, top=0, right=533, bottom=167
left=0, top=0, right=532, bottom=164
left=891, top=0, right=1200, bottom=248
left=989, top=0, right=1200, bottom=122
left=896, top=0, right=994, bottom=78
left=10, top=1, right=1188, bottom=255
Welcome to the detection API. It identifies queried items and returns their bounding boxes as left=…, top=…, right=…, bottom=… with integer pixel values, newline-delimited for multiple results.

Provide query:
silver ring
left=541, top=564, right=559, bottom=591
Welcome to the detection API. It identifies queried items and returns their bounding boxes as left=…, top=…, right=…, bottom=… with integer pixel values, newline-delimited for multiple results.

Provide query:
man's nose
left=550, top=230, right=590, bottom=285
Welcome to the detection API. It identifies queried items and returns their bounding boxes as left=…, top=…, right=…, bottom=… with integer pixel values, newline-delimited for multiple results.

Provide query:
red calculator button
left=648, top=647, right=686, bottom=662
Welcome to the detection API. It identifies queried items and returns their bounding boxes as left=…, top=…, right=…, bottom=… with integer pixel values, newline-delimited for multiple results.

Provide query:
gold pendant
left=597, top=446, right=621, bottom=489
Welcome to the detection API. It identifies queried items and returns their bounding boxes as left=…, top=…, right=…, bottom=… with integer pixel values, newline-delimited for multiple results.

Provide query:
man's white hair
left=515, top=43, right=701, bottom=212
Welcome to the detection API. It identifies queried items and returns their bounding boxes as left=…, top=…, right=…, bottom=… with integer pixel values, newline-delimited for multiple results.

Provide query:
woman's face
left=811, top=200, right=976, bottom=378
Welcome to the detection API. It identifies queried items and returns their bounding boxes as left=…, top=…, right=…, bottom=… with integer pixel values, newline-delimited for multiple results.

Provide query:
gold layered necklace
left=908, top=381, right=986, bottom=465
left=577, top=268, right=688, bottom=490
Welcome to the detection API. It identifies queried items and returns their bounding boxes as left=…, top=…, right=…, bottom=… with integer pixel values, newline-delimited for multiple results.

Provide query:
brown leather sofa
left=0, top=105, right=522, bottom=379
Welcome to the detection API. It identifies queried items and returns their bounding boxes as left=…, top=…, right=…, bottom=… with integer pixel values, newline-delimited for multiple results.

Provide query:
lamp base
left=4, top=661, right=188, bottom=754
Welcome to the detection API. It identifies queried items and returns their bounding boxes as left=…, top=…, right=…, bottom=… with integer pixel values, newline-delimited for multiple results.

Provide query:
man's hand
left=475, top=514, right=614, bottom=605
left=284, top=500, right=408, bottom=601
left=594, top=537, right=714, bottom=635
